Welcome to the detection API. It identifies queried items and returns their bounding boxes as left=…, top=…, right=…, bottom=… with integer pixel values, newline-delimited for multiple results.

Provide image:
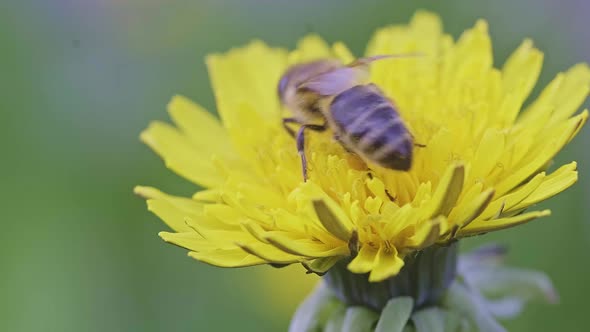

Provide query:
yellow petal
left=192, top=188, right=222, bottom=202
left=264, top=231, right=348, bottom=258
left=347, top=245, right=377, bottom=274
left=145, top=199, right=196, bottom=232
left=297, top=181, right=355, bottom=236
left=364, top=196, right=384, bottom=215
left=219, top=190, right=273, bottom=224
left=567, top=109, right=589, bottom=143
left=478, top=172, right=545, bottom=222
left=290, top=34, right=333, bottom=63
left=519, top=64, right=590, bottom=127
left=515, top=162, right=578, bottom=209
left=383, top=204, right=417, bottom=238
left=332, top=42, right=355, bottom=64
left=405, top=216, right=444, bottom=249
left=206, top=40, right=286, bottom=129
left=140, top=121, right=224, bottom=187
left=369, top=246, right=405, bottom=282
left=312, top=199, right=353, bottom=242
left=167, top=95, right=233, bottom=157
left=411, top=182, right=432, bottom=207
left=366, top=177, right=393, bottom=205
left=240, top=220, right=270, bottom=244
left=422, top=164, right=465, bottom=218
left=189, top=248, right=267, bottom=267
left=547, top=64, right=590, bottom=124
left=459, top=210, right=551, bottom=236
left=449, top=188, right=495, bottom=231
left=500, top=39, right=543, bottom=125
left=517, top=73, right=564, bottom=127
left=159, top=231, right=212, bottom=252
left=470, top=128, right=505, bottom=182
left=495, top=112, right=587, bottom=195
left=136, top=185, right=237, bottom=233
left=267, top=209, right=326, bottom=239
left=205, top=203, right=245, bottom=221
left=303, top=256, right=343, bottom=274
left=135, top=185, right=204, bottom=216
left=410, top=11, right=443, bottom=54
left=441, top=20, right=492, bottom=95
left=236, top=242, right=303, bottom=264
left=183, top=213, right=242, bottom=237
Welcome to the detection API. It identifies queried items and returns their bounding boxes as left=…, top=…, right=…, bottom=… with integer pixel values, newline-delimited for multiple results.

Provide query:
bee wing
left=299, top=54, right=423, bottom=96
left=298, top=66, right=363, bottom=96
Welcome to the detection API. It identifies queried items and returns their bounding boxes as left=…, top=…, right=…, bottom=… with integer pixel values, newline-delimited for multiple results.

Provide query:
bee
left=278, top=55, right=418, bottom=181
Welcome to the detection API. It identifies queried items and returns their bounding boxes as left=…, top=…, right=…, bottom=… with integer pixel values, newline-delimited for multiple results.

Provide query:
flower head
left=136, top=12, right=587, bottom=282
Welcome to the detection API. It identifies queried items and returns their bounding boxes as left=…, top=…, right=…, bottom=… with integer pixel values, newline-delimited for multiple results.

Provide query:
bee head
left=277, top=60, right=342, bottom=112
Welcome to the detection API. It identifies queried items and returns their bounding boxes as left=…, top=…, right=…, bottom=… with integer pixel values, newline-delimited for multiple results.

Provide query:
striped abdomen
left=329, top=84, right=413, bottom=170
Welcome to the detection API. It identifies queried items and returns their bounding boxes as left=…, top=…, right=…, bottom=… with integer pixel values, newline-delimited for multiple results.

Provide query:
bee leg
left=282, top=117, right=299, bottom=138
left=296, top=123, right=327, bottom=181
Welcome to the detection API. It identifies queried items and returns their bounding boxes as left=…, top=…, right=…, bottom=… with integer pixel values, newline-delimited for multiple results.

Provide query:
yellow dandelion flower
left=135, top=12, right=587, bottom=284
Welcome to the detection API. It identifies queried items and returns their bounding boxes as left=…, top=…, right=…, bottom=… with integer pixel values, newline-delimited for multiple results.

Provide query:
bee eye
left=278, top=76, right=289, bottom=100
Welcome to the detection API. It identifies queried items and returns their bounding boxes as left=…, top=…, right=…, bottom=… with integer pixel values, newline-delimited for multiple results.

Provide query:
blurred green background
left=2, top=0, right=589, bottom=331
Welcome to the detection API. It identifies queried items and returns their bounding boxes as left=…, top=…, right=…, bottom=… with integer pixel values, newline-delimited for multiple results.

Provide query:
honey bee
left=278, top=55, right=418, bottom=180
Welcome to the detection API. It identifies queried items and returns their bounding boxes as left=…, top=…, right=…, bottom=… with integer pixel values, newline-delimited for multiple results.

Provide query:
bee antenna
left=348, top=53, right=425, bottom=67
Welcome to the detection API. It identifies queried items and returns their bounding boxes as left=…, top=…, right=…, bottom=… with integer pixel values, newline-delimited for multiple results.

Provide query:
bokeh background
left=2, top=0, right=589, bottom=331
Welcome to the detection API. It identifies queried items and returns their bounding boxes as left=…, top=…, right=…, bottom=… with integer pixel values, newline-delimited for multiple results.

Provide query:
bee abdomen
left=330, top=84, right=413, bottom=170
